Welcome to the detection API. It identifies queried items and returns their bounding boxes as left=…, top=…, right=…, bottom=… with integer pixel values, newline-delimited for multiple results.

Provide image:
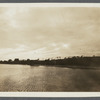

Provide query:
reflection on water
left=0, top=64, right=100, bottom=91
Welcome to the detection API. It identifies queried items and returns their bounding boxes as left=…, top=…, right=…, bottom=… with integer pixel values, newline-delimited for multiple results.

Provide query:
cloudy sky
left=0, top=7, right=100, bottom=60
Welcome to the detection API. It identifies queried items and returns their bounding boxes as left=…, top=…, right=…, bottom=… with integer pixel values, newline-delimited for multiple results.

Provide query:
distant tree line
left=0, top=56, right=100, bottom=67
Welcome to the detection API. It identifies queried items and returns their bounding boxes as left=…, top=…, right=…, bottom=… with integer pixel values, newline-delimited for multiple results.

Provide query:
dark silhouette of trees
left=8, top=59, right=12, bottom=64
left=0, top=56, right=100, bottom=68
left=14, top=58, right=19, bottom=62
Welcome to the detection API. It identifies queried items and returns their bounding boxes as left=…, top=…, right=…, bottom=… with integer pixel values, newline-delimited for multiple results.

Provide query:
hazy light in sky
left=0, top=7, right=100, bottom=60
left=62, top=43, right=69, bottom=48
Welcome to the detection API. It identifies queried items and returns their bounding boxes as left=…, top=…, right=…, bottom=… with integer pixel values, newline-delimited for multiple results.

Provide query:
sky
left=0, top=7, right=100, bottom=60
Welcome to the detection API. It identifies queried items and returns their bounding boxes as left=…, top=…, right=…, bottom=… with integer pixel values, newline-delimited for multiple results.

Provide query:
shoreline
left=0, top=56, right=100, bottom=69
left=0, top=63, right=100, bottom=70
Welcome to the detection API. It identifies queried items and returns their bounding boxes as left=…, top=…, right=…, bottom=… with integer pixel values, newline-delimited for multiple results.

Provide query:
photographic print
left=0, top=3, right=100, bottom=93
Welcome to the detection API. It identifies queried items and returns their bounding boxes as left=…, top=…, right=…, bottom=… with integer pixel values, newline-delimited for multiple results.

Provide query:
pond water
left=0, top=64, right=100, bottom=91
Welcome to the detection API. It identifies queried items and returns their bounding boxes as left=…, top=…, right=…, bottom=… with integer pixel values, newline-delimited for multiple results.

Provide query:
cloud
left=0, top=7, right=100, bottom=60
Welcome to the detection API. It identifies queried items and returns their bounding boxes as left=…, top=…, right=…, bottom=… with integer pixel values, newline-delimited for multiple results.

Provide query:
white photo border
left=0, top=3, right=100, bottom=97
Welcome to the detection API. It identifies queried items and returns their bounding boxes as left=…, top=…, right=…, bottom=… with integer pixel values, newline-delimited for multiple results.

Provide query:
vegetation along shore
left=0, top=56, right=100, bottom=68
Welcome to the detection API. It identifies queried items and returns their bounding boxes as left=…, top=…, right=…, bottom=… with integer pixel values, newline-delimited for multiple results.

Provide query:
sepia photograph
left=0, top=3, right=100, bottom=93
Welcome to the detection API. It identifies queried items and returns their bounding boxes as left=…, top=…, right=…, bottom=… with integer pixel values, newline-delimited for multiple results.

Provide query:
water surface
left=0, top=64, right=100, bottom=91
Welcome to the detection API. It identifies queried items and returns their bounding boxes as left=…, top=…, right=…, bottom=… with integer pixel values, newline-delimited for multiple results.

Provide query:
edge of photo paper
left=0, top=3, right=100, bottom=98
